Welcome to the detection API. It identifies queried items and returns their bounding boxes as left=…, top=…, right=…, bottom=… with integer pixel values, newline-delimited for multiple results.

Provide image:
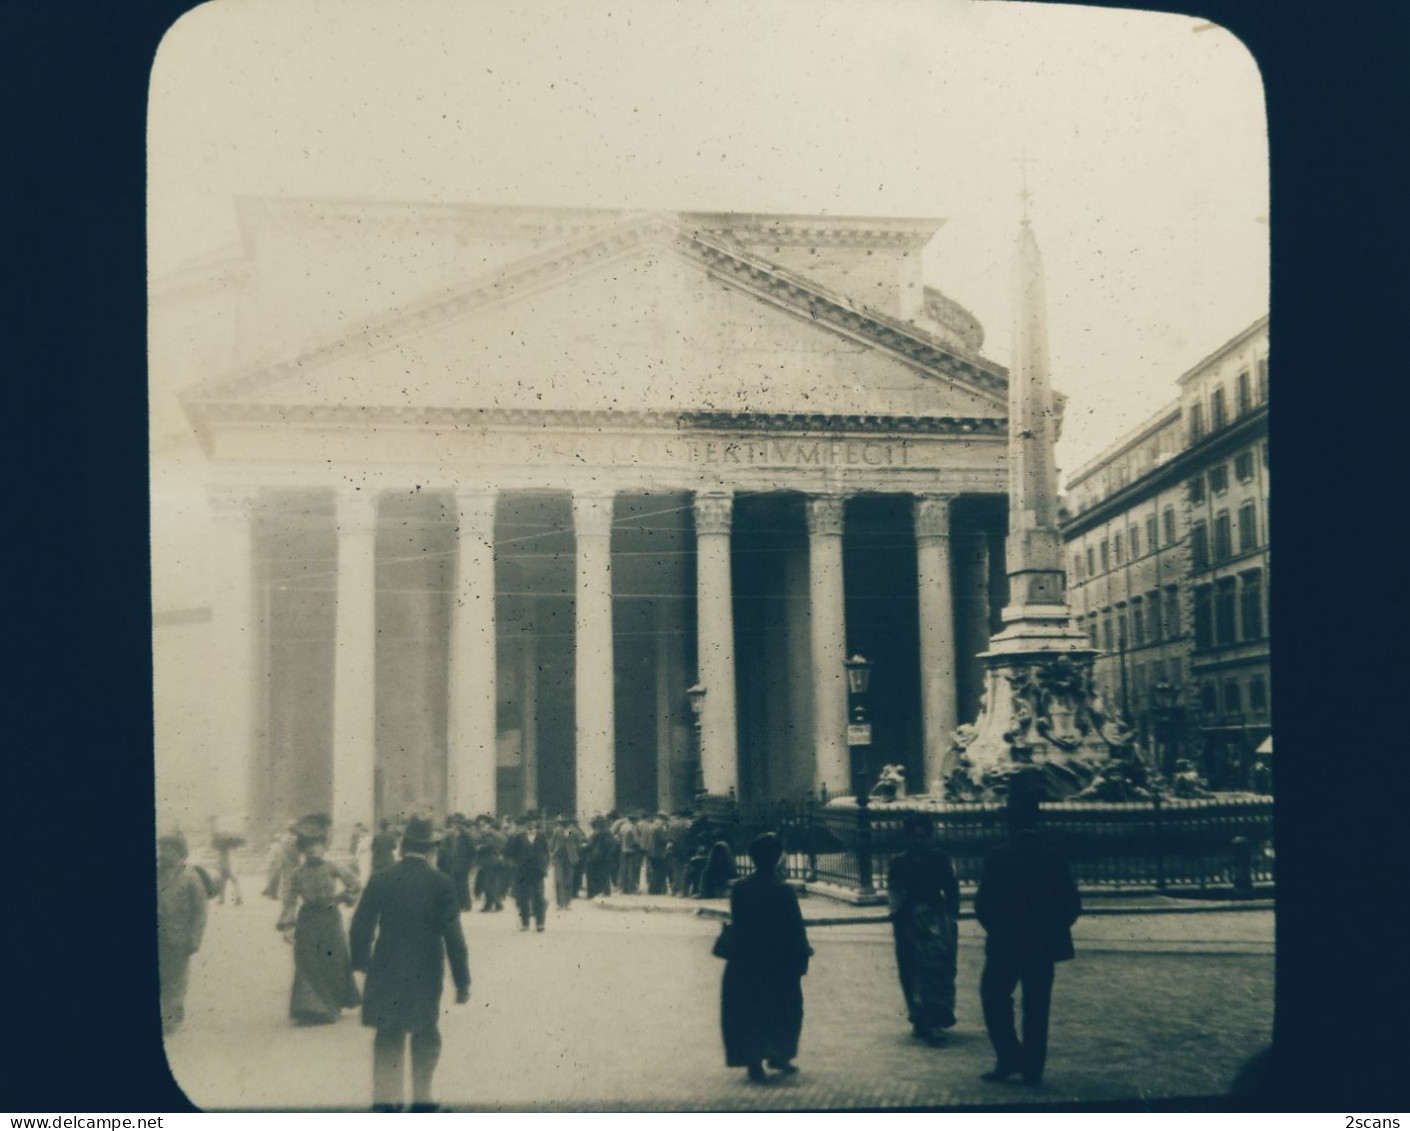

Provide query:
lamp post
left=843, top=654, right=875, bottom=797
left=686, top=682, right=707, bottom=804
left=843, top=654, right=876, bottom=898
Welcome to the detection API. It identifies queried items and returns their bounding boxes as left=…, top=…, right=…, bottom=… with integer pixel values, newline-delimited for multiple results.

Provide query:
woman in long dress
left=720, top=832, right=812, bottom=1083
left=887, top=813, right=960, bottom=1044
left=278, top=820, right=362, bottom=1025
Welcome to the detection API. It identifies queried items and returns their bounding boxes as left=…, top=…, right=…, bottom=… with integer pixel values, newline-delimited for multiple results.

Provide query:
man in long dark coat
left=975, top=783, right=1081, bottom=1088
left=504, top=812, right=551, bottom=931
left=157, top=832, right=208, bottom=1035
left=350, top=817, right=471, bottom=1112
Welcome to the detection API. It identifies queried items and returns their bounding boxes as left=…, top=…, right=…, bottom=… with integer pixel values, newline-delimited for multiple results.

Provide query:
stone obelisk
left=948, top=209, right=1114, bottom=796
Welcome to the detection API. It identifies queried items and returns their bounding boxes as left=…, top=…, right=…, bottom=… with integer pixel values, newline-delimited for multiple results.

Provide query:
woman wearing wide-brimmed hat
left=277, top=814, right=362, bottom=1025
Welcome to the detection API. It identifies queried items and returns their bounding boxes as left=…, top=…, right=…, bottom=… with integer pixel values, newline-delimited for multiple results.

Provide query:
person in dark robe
left=157, top=832, right=208, bottom=1035
left=350, top=816, right=471, bottom=1113
left=720, top=832, right=812, bottom=1083
left=975, top=782, right=1082, bottom=1088
left=504, top=812, right=551, bottom=931
left=664, top=811, right=694, bottom=896
left=641, top=813, right=670, bottom=894
left=700, top=837, right=737, bottom=899
left=277, top=815, right=362, bottom=1025
left=888, top=813, right=961, bottom=1045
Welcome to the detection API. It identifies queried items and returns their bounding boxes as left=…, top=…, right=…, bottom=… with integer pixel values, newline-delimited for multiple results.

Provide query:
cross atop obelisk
left=1014, top=150, right=1039, bottom=223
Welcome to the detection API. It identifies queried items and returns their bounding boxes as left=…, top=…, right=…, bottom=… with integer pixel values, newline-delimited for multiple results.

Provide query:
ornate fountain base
left=943, top=606, right=1133, bottom=801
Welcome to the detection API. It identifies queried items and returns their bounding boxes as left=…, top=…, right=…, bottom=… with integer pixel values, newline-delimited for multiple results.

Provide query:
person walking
left=350, top=816, right=471, bottom=1113
left=277, top=815, right=362, bottom=1026
left=642, top=813, right=670, bottom=895
left=665, top=810, right=694, bottom=896
left=157, top=832, right=209, bottom=1035
left=369, top=820, right=398, bottom=876
left=550, top=817, right=584, bottom=910
left=887, top=813, right=960, bottom=1045
left=474, top=818, right=509, bottom=912
left=583, top=816, right=616, bottom=898
left=210, top=820, right=245, bottom=906
left=975, top=783, right=1082, bottom=1088
left=262, top=822, right=300, bottom=901
left=505, top=812, right=551, bottom=932
left=614, top=812, right=643, bottom=894
left=720, top=832, right=813, bottom=1083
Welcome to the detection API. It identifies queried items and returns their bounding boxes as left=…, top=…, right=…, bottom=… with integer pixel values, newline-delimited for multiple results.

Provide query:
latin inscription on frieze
left=483, top=433, right=922, bottom=468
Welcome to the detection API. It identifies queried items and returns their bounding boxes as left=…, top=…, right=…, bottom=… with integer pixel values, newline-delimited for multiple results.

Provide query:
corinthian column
left=914, top=494, right=958, bottom=793
left=806, top=494, right=850, bottom=797
left=449, top=489, right=498, bottom=816
left=693, top=491, right=738, bottom=796
left=573, top=492, right=616, bottom=817
left=207, top=486, right=260, bottom=834
left=332, top=489, right=379, bottom=832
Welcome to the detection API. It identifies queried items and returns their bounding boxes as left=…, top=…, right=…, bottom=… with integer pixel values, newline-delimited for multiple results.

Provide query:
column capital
left=207, top=485, right=261, bottom=522
left=454, top=488, right=498, bottom=538
left=692, top=490, right=734, bottom=537
left=913, top=494, right=956, bottom=540
left=805, top=494, right=846, bottom=537
left=335, top=488, right=380, bottom=536
left=572, top=491, right=616, bottom=538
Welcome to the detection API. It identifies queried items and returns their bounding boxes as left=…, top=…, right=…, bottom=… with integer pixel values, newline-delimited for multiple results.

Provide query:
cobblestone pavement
left=164, top=875, right=1273, bottom=1111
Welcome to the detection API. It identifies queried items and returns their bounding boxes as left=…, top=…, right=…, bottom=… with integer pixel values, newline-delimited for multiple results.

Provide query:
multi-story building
left=1061, top=315, right=1269, bottom=789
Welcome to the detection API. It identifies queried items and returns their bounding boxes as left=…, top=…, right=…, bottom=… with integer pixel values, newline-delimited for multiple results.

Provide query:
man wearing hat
left=350, top=816, right=471, bottom=1112
left=975, top=777, right=1082, bottom=1088
left=157, top=832, right=209, bottom=1035
left=504, top=811, right=551, bottom=932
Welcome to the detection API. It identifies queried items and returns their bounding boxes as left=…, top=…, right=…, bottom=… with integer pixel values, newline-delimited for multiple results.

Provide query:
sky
left=148, top=0, right=1269, bottom=476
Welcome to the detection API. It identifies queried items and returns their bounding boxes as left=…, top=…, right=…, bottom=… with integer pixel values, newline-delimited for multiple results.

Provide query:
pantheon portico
left=150, top=201, right=1016, bottom=840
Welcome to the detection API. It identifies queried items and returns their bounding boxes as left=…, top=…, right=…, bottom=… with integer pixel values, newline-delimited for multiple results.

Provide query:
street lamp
left=686, top=683, right=707, bottom=801
left=843, top=655, right=874, bottom=798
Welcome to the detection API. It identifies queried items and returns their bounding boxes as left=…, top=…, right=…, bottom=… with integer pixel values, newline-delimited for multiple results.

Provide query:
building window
left=1189, top=402, right=1205, bottom=443
left=1116, top=607, right=1128, bottom=650
left=1154, top=659, right=1168, bottom=685
left=1224, top=680, right=1242, bottom=717
left=1211, top=387, right=1227, bottom=430
left=1241, top=569, right=1264, bottom=639
left=1209, top=464, right=1229, bottom=494
left=1100, top=541, right=1109, bottom=571
left=1102, top=612, right=1114, bottom=651
left=1147, top=589, right=1162, bottom=642
left=1249, top=676, right=1268, bottom=713
left=1236, top=371, right=1251, bottom=415
left=1163, top=506, right=1177, bottom=545
left=1200, top=682, right=1218, bottom=715
left=1262, top=441, right=1269, bottom=468
left=1235, top=452, right=1254, bottom=482
left=1191, top=521, right=1209, bottom=570
left=1193, top=585, right=1213, bottom=650
left=1129, top=524, right=1140, bottom=558
left=1164, top=586, right=1180, bottom=639
left=1189, top=476, right=1206, bottom=504
left=1215, top=577, right=1238, bottom=644
left=1239, top=501, right=1258, bottom=552
left=1131, top=597, right=1145, bottom=646
left=1086, top=546, right=1095, bottom=576
left=1071, top=552, right=1082, bottom=581
left=1113, top=532, right=1123, bottom=564
left=1146, top=515, right=1158, bottom=553
left=1213, top=512, right=1232, bottom=561
left=1256, top=356, right=1268, bottom=402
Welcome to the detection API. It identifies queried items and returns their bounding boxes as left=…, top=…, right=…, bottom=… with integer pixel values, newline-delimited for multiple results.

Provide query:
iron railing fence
left=713, top=795, right=1273, bottom=896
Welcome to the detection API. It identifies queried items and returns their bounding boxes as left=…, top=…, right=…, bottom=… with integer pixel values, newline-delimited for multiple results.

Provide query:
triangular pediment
left=188, top=215, right=1007, bottom=424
